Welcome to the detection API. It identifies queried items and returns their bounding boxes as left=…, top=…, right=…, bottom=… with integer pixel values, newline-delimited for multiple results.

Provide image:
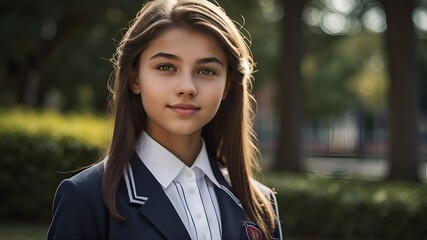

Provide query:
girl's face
left=130, top=27, right=228, bottom=139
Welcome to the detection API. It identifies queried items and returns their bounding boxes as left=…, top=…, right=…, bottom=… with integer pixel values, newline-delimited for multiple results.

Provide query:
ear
left=129, top=70, right=141, bottom=94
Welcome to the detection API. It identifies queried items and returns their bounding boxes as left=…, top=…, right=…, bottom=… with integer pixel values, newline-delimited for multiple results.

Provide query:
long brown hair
left=104, top=0, right=275, bottom=237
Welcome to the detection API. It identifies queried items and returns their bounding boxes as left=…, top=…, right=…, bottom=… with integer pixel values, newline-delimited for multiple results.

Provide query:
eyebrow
left=149, top=52, right=224, bottom=67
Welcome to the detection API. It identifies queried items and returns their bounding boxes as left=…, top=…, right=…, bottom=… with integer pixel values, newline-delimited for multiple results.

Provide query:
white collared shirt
left=136, top=132, right=222, bottom=240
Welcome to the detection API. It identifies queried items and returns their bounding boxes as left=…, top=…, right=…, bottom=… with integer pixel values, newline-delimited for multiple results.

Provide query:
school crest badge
left=243, top=221, right=263, bottom=240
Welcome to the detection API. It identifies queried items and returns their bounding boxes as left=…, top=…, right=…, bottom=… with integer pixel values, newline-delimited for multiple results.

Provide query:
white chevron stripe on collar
left=124, top=165, right=148, bottom=205
left=219, top=185, right=243, bottom=209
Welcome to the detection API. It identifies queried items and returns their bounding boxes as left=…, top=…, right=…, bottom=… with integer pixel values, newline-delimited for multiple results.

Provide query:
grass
left=0, top=224, right=47, bottom=240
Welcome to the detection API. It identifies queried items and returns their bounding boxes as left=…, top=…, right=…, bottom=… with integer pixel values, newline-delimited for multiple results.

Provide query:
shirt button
left=196, top=213, right=202, bottom=220
left=188, top=188, right=196, bottom=194
left=186, top=172, right=193, bottom=178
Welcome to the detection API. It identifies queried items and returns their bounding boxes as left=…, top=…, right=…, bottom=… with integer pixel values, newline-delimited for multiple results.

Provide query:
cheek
left=205, top=84, right=227, bottom=108
left=139, top=71, right=163, bottom=96
left=139, top=75, right=161, bottom=107
left=140, top=84, right=163, bottom=107
left=217, top=79, right=228, bottom=99
left=140, top=90, right=163, bottom=122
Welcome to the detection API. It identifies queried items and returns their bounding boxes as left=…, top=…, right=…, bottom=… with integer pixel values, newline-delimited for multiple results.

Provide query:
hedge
left=0, top=108, right=109, bottom=221
left=263, top=173, right=427, bottom=239
left=1, top=108, right=427, bottom=238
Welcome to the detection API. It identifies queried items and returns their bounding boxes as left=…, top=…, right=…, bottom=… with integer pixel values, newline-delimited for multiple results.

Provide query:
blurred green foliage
left=0, top=107, right=108, bottom=221
left=302, top=33, right=388, bottom=118
left=0, top=107, right=109, bottom=147
left=264, top=172, right=427, bottom=239
left=1, top=0, right=426, bottom=120
left=0, top=0, right=143, bottom=110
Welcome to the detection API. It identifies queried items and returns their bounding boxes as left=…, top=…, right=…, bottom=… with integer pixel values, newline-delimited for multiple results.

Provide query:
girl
left=48, top=0, right=282, bottom=239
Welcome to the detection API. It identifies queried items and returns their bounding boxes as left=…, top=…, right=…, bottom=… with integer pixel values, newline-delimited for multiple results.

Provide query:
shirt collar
left=136, top=132, right=220, bottom=189
left=192, top=143, right=221, bottom=188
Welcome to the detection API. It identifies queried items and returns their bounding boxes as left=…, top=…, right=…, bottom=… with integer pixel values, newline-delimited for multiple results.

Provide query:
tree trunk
left=274, top=0, right=304, bottom=172
left=383, top=0, right=420, bottom=181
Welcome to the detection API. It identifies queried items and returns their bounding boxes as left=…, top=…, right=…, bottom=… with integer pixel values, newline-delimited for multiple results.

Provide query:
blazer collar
left=123, top=153, right=244, bottom=240
left=208, top=155, right=245, bottom=240
left=124, top=155, right=191, bottom=239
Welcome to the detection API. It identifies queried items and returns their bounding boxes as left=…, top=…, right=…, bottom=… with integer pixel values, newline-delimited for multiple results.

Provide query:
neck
left=146, top=130, right=202, bottom=167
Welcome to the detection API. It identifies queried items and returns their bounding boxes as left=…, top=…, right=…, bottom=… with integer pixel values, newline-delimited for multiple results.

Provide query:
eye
left=157, top=64, right=175, bottom=71
left=198, top=68, right=216, bottom=76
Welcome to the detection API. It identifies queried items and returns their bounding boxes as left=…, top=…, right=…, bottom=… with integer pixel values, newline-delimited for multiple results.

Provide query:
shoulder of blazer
left=67, top=161, right=105, bottom=196
left=56, top=161, right=105, bottom=208
left=219, top=166, right=274, bottom=198
left=216, top=165, right=283, bottom=239
left=48, top=161, right=108, bottom=239
left=250, top=179, right=283, bottom=240
left=65, top=161, right=107, bottom=218
left=250, top=178, right=275, bottom=198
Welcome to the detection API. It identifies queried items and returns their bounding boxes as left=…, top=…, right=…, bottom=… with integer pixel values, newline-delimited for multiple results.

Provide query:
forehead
left=141, top=27, right=227, bottom=63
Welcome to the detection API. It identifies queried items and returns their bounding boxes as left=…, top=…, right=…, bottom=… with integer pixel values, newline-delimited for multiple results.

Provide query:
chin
left=167, top=127, right=203, bottom=136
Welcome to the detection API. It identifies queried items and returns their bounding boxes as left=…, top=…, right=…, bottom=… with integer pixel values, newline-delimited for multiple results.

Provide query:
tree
left=382, top=0, right=420, bottom=181
left=274, top=0, right=304, bottom=171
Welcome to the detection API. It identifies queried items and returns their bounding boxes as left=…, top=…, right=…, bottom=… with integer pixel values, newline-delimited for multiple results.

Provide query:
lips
left=168, top=103, right=201, bottom=115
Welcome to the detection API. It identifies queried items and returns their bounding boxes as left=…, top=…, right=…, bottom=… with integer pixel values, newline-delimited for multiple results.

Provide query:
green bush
left=0, top=108, right=109, bottom=221
left=264, top=172, right=427, bottom=239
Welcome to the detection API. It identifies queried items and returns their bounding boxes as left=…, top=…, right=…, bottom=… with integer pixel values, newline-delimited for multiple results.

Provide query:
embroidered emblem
left=244, top=221, right=263, bottom=240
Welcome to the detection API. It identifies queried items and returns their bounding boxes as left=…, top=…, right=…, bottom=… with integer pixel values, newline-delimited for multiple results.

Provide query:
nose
left=175, top=73, right=197, bottom=97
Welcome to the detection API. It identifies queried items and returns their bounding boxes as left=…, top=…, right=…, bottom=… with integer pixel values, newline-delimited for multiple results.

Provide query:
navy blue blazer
left=48, top=154, right=283, bottom=239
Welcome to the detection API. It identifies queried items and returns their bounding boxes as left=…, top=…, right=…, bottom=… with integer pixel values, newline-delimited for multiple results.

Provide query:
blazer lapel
left=124, top=156, right=191, bottom=240
left=209, top=156, right=245, bottom=240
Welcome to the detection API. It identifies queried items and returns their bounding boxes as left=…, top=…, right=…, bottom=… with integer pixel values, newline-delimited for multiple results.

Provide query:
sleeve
left=270, top=190, right=283, bottom=240
left=47, top=179, right=101, bottom=240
